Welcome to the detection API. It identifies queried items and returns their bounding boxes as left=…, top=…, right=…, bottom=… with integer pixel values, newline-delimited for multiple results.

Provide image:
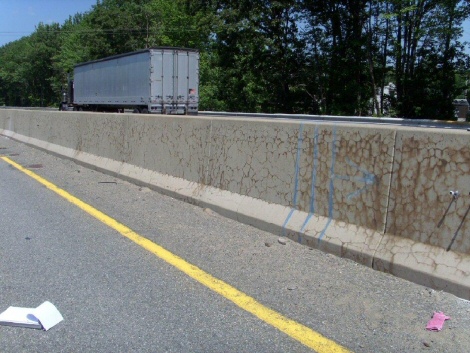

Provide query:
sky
left=0, top=0, right=469, bottom=50
left=0, top=0, right=97, bottom=47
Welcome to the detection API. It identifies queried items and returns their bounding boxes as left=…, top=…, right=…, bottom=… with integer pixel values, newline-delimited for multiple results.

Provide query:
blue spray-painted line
left=282, top=209, right=296, bottom=237
left=299, top=127, right=319, bottom=238
left=292, top=126, right=304, bottom=208
left=299, top=214, right=312, bottom=237
left=318, top=127, right=337, bottom=242
left=282, top=124, right=304, bottom=237
left=334, top=157, right=377, bottom=200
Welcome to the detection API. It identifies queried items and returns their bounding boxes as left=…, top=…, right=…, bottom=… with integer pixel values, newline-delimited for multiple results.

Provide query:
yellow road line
left=1, top=156, right=352, bottom=353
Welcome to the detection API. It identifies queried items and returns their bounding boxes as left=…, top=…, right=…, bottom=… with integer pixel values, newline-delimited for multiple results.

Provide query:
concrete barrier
left=1, top=109, right=469, bottom=299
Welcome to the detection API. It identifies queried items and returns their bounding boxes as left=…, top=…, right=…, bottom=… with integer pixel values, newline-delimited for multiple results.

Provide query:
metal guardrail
left=200, top=111, right=470, bottom=130
left=0, top=106, right=57, bottom=111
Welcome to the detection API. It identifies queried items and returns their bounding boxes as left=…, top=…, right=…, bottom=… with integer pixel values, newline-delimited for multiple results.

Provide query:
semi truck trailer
left=62, top=47, right=199, bottom=115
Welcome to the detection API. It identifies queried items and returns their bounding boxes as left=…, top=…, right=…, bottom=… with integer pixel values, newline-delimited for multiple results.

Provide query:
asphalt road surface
left=1, top=135, right=470, bottom=353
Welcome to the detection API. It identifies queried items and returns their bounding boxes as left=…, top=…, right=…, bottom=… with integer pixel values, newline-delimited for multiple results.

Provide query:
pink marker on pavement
left=426, top=312, right=451, bottom=331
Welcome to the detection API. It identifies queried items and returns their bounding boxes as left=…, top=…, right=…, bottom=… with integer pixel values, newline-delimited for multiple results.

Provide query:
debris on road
left=0, top=301, right=63, bottom=331
left=426, top=311, right=451, bottom=331
left=278, top=238, right=287, bottom=245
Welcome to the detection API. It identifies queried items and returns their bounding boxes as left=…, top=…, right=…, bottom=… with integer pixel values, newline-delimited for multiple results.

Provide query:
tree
left=302, top=0, right=372, bottom=115
left=1, top=0, right=469, bottom=115
left=0, top=23, right=62, bottom=106
left=386, top=0, right=470, bottom=119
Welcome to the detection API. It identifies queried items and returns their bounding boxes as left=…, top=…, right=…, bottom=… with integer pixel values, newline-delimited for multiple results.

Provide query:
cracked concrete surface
left=1, top=109, right=469, bottom=298
left=387, top=131, right=470, bottom=252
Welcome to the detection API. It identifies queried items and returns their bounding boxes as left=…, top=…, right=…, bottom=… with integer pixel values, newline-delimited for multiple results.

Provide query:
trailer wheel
left=133, top=108, right=141, bottom=114
left=78, top=107, right=84, bottom=111
left=141, top=108, right=149, bottom=114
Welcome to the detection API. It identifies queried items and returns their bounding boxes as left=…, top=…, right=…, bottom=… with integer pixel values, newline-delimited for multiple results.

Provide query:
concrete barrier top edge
left=3, top=109, right=470, bottom=136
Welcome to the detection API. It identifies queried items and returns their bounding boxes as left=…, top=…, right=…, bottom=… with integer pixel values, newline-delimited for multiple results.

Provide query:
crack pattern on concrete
left=1, top=110, right=469, bottom=298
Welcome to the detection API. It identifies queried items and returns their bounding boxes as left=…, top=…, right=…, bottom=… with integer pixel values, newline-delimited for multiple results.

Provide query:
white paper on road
left=0, top=301, right=63, bottom=330
left=0, top=306, right=42, bottom=329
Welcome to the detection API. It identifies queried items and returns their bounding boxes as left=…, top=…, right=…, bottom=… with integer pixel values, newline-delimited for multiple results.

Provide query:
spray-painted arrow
left=334, top=157, right=377, bottom=201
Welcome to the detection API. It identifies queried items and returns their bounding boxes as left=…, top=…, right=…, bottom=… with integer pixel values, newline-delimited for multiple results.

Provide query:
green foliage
left=0, top=0, right=468, bottom=119
left=0, top=22, right=62, bottom=106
